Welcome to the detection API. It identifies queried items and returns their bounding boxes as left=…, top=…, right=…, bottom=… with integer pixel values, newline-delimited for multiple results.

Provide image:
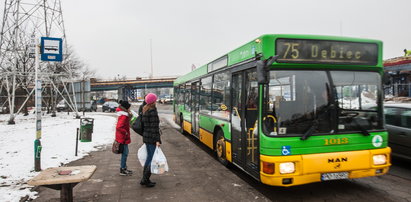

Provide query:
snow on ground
left=161, top=113, right=179, bottom=129
left=0, top=112, right=117, bottom=202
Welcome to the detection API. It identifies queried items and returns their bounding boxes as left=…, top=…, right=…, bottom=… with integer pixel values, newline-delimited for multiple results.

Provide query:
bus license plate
left=321, top=172, right=348, bottom=181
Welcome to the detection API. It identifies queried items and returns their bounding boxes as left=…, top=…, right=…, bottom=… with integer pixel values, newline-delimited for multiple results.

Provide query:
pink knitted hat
left=145, top=93, right=157, bottom=104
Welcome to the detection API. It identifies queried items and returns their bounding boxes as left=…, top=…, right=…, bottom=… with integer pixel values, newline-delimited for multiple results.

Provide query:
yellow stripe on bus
left=226, top=141, right=232, bottom=162
left=183, top=120, right=192, bottom=134
left=199, top=128, right=214, bottom=150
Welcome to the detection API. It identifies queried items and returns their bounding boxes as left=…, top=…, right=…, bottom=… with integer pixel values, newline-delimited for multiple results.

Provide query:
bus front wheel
left=216, top=130, right=229, bottom=167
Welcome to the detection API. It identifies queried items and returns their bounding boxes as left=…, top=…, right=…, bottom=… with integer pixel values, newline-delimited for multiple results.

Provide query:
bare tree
left=79, top=65, right=96, bottom=81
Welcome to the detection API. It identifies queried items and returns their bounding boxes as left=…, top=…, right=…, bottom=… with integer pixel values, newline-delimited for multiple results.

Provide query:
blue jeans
left=121, top=144, right=129, bottom=169
left=144, top=143, right=156, bottom=167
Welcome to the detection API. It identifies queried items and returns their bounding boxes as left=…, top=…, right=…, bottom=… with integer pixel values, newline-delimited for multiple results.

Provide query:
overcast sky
left=62, top=0, right=411, bottom=79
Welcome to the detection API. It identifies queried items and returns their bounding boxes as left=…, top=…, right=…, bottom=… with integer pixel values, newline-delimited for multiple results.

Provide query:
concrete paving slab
left=32, top=110, right=268, bottom=202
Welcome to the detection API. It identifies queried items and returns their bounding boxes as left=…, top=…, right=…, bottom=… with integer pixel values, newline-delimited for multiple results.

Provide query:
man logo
left=328, top=157, right=348, bottom=163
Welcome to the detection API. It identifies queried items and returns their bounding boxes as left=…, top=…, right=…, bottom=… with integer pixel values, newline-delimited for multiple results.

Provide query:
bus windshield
left=263, top=70, right=383, bottom=137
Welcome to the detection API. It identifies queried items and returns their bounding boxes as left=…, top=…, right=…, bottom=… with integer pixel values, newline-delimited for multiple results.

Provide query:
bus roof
left=174, top=34, right=383, bottom=86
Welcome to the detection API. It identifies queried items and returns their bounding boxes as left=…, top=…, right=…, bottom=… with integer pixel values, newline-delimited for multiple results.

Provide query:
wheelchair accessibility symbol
left=282, top=146, right=291, bottom=156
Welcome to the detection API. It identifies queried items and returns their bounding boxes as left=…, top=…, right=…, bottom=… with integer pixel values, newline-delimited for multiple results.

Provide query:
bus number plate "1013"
left=321, top=172, right=349, bottom=181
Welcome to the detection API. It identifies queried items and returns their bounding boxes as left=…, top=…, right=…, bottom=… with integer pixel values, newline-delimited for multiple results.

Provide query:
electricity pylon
left=0, top=0, right=68, bottom=124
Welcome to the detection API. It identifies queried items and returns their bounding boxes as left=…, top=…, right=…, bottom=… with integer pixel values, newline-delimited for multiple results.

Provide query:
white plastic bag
left=137, top=144, right=147, bottom=167
left=150, top=146, right=169, bottom=174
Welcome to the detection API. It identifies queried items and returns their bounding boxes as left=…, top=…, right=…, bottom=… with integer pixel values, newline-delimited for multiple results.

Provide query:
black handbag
left=132, top=115, right=143, bottom=136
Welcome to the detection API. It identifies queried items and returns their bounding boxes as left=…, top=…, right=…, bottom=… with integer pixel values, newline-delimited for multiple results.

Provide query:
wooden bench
left=28, top=165, right=97, bottom=202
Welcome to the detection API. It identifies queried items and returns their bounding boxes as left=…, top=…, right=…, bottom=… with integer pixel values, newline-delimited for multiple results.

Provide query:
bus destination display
left=276, top=39, right=378, bottom=65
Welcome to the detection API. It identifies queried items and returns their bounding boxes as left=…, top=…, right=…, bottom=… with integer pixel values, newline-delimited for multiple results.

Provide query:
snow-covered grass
left=0, top=112, right=117, bottom=202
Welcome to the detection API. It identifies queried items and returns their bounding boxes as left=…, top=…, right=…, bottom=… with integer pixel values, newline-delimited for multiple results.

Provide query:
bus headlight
left=373, top=154, right=387, bottom=165
left=279, top=162, right=295, bottom=174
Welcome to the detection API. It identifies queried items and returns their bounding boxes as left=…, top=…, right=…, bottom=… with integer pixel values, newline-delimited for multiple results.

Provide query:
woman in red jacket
left=116, top=100, right=133, bottom=176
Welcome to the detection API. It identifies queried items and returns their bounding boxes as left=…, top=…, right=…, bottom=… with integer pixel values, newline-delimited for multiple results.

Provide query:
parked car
left=0, top=106, right=8, bottom=114
left=56, top=100, right=68, bottom=112
left=79, top=100, right=98, bottom=112
left=157, top=95, right=164, bottom=103
left=160, top=95, right=174, bottom=104
left=384, top=103, right=411, bottom=160
left=102, top=101, right=119, bottom=112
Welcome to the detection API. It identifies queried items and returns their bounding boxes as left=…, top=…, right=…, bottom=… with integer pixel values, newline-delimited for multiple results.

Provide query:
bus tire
left=216, top=130, right=229, bottom=167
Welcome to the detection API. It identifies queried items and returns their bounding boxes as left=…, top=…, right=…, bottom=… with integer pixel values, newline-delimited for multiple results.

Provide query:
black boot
left=146, top=169, right=156, bottom=185
left=140, top=166, right=155, bottom=187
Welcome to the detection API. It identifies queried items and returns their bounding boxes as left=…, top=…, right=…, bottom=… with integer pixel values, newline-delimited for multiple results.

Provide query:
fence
left=384, top=83, right=411, bottom=97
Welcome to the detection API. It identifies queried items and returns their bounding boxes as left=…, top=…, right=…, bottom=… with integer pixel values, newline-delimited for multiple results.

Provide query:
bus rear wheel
left=216, top=130, right=229, bottom=167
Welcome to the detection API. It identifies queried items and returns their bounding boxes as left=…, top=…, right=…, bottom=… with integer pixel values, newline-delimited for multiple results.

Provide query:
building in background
left=384, top=55, right=411, bottom=99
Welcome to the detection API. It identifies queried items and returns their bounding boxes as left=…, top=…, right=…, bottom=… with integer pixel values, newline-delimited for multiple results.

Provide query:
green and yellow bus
left=173, top=34, right=391, bottom=187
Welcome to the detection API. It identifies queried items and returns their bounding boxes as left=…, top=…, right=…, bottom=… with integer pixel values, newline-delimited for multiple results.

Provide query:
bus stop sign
left=41, top=37, right=63, bottom=61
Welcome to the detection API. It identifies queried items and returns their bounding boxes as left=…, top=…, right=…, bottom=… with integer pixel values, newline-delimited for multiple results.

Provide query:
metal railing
left=384, top=83, right=411, bottom=97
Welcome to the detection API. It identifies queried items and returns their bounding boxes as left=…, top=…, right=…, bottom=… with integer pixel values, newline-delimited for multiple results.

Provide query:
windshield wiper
left=339, top=110, right=371, bottom=136
left=301, top=120, right=319, bottom=140
left=300, top=103, right=334, bottom=140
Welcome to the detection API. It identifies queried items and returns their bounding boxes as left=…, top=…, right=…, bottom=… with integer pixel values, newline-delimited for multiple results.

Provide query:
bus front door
left=231, top=73, right=244, bottom=166
left=231, top=69, right=260, bottom=178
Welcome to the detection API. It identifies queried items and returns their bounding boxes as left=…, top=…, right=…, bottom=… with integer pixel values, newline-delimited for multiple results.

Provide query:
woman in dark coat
left=140, top=93, right=161, bottom=187
left=138, top=96, right=147, bottom=116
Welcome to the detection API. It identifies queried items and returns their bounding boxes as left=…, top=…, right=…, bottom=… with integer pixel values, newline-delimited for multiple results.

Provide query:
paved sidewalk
left=32, top=115, right=268, bottom=202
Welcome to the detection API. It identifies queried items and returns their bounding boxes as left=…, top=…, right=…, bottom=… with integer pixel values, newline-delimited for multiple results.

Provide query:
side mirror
left=257, top=60, right=267, bottom=84
left=266, top=55, right=279, bottom=66
left=257, top=56, right=278, bottom=84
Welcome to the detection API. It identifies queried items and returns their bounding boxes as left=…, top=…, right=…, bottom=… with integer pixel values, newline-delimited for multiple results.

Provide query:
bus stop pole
left=75, top=128, right=79, bottom=156
left=33, top=34, right=42, bottom=171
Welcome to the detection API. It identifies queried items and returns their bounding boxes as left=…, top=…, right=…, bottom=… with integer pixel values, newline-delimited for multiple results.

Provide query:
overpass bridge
left=91, top=77, right=176, bottom=100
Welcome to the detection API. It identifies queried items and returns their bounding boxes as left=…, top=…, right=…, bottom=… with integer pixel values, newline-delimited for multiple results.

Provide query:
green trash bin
left=80, top=118, right=94, bottom=142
